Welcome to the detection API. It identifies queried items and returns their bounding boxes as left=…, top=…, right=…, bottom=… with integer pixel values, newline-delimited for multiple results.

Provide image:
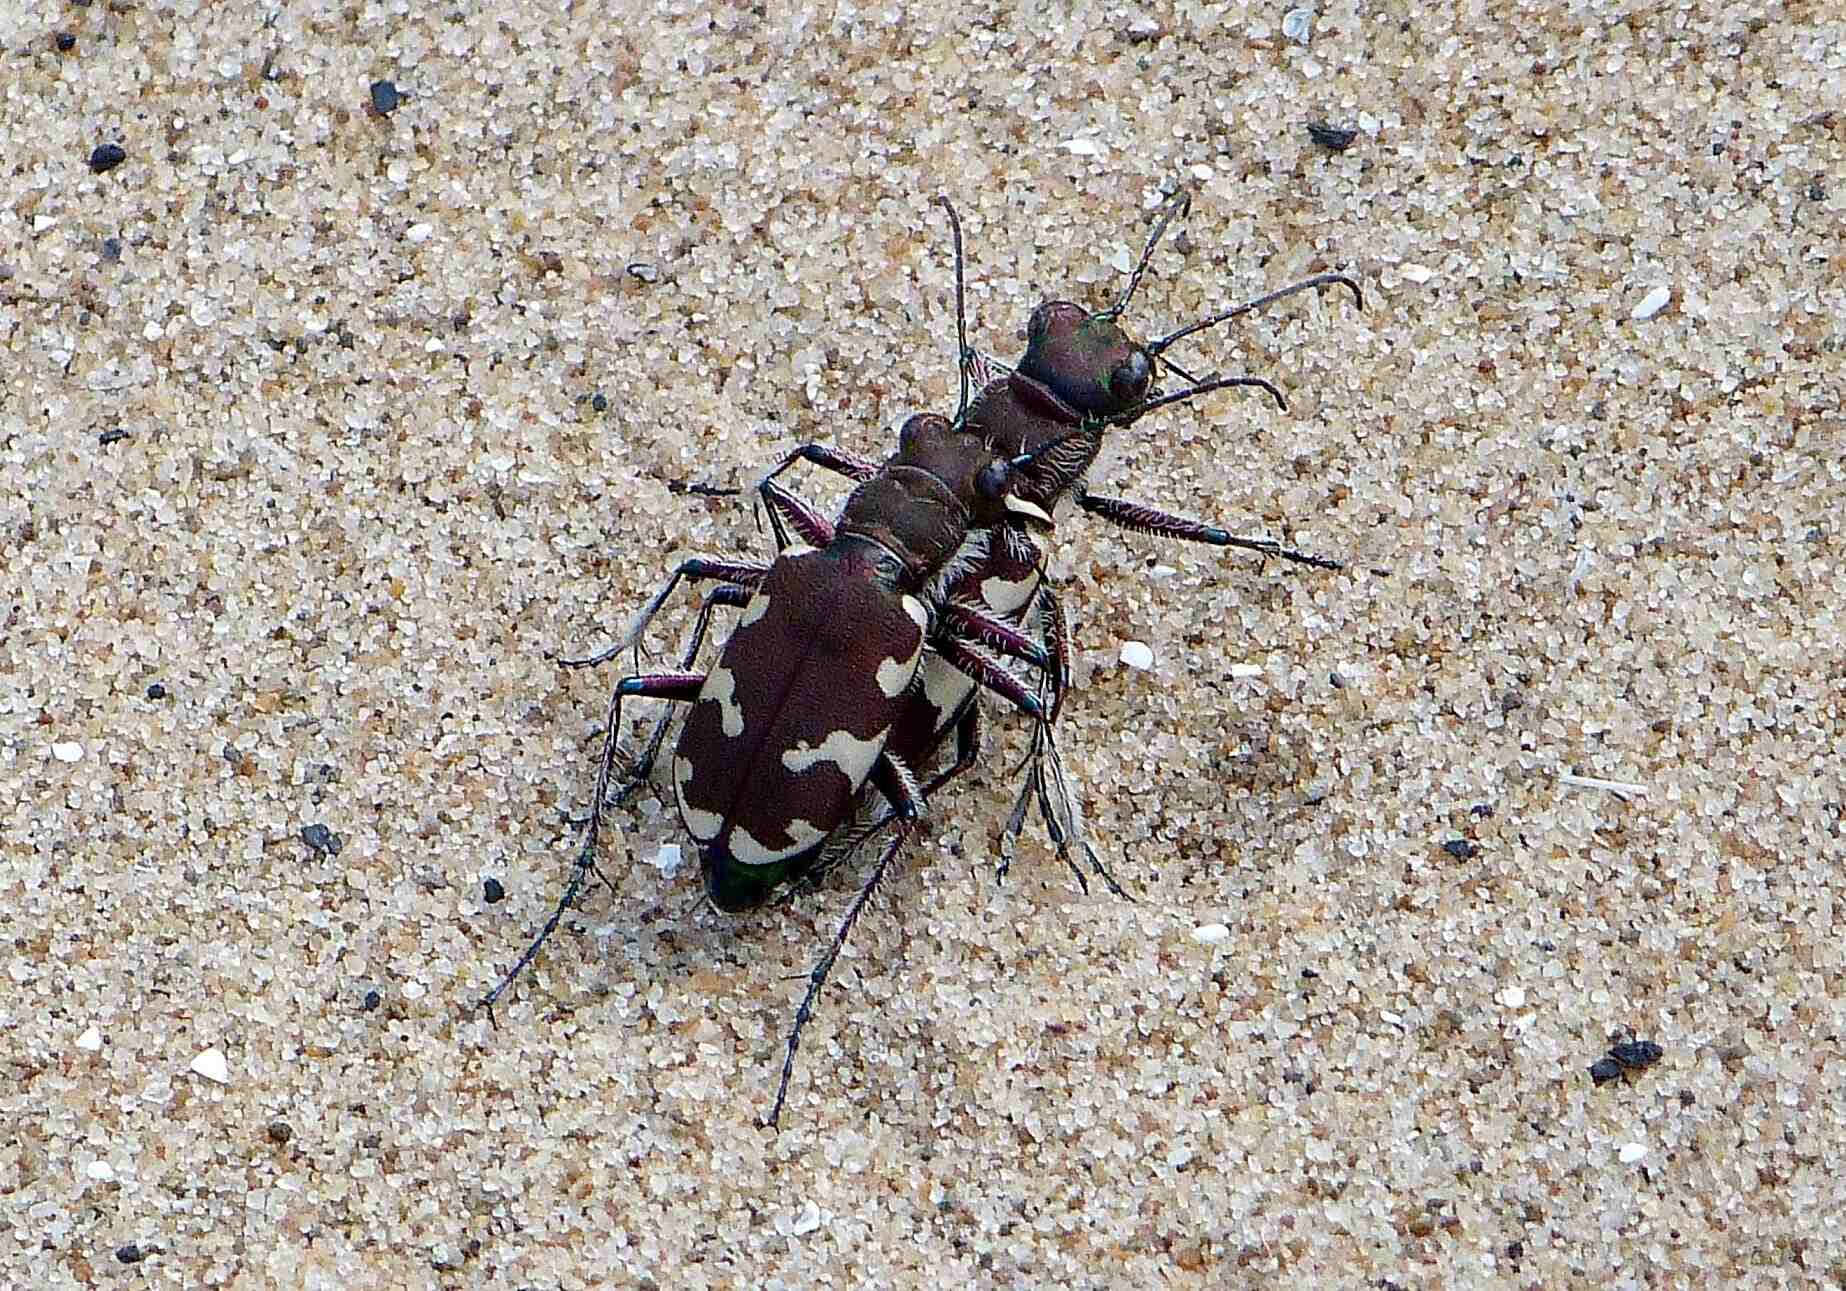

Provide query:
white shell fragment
left=1497, top=986, right=1526, bottom=1008
left=790, top=1200, right=823, bottom=1235
left=649, top=842, right=688, bottom=878
left=86, top=1161, right=116, bottom=1182
left=1229, top=663, right=1264, bottom=680
left=77, top=1026, right=103, bottom=1052
left=51, top=741, right=84, bottom=763
left=1618, top=1142, right=1648, bottom=1164
left=1282, top=7, right=1314, bottom=44
left=189, top=1047, right=230, bottom=1084
left=1191, top=923, right=1231, bottom=945
left=1119, top=641, right=1155, bottom=670
left=1060, top=137, right=1105, bottom=157
left=1631, top=285, right=1671, bottom=320
left=1400, top=263, right=1436, bottom=285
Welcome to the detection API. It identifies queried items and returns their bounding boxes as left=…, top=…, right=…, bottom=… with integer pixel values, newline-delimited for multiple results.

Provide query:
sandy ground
left=4, top=1, right=1843, bottom=1286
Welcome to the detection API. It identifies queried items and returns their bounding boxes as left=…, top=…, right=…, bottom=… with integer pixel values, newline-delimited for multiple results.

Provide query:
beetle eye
left=974, top=460, right=1011, bottom=500
left=1027, top=304, right=1052, bottom=341
left=1111, top=351, right=1153, bottom=401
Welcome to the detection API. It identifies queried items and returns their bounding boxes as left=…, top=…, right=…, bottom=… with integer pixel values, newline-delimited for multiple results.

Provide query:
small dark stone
left=369, top=80, right=402, bottom=115
left=1441, top=838, right=1479, bottom=860
left=625, top=261, right=661, bottom=284
left=590, top=392, right=608, bottom=413
left=1609, top=1040, right=1664, bottom=1070
left=1299, top=967, right=1319, bottom=979
left=362, top=989, right=382, bottom=1011
left=1505, top=1241, right=1523, bottom=1261
left=1588, top=1057, right=1623, bottom=1086
left=266, top=1120, right=293, bottom=1144
left=301, top=824, right=342, bottom=856
left=483, top=877, right=506, bottom=904
left=101, top=237, right=123, bottom=263
left=1307, top=121, right=1359, bottom=152
left=55, top=32, right=77, bottom=52
left=146, top=683, right=167, bottom=700
left=116, top=1245, right=146, bottom=1264
left=89, top=143, right=127, bottom=174
left=98, top=428, right=130, bottom=446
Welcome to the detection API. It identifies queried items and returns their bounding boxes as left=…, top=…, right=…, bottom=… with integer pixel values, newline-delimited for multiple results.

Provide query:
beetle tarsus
left=766, top=820, right=911, bottom=1129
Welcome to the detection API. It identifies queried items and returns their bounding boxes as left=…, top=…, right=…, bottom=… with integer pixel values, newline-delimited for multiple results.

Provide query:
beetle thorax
left=838, top=469, right=967, bottom=580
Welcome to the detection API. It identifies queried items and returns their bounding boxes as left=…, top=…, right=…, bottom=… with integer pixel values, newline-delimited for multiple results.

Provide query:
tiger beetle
left=760, top=191, right=1363, bottom=882
left=480, top=403, right=1088, bottom=1126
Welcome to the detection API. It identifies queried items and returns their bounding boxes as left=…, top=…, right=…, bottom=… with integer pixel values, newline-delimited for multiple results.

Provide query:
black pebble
left=301, top=824, right=342, bottom=856
left=146, top=683, right=167, bottom=700
left=1307, top=121, right=1358, bottom=152
left=370, top=80, right=402, bottom=115
left=1441, top=838, right=1479, bottom=860
left=55, top=32, right=77, bottom=51
left=1609, top=1040, right=1663, bottom=1070
left=116, top=1245, right=146, bottom=1265
left=267, top=1121, right=293, bottom=1144
left=590, top=392, right=608, bottom=413
left=362, top=989, right=382, bottom=1011
left=90, top=144, right=127, bottom=174
left=483, top=877, right=506, bottom=904
left=1588, top=1057, right=1623, bottom=1086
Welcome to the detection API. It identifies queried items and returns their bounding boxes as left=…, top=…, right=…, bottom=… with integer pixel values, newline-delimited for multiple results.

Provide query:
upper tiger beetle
left=480, top=229, right=1091, bottom=1120
left=760, top=191, right=1363, bottom=881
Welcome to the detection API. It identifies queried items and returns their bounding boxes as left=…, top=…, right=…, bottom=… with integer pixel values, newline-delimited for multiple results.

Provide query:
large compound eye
left=1109, top=350, right=1153, bottom=402
left=974, top=459, right=1012, bottom=501
left=1026, top=303, right=1053, bottom=342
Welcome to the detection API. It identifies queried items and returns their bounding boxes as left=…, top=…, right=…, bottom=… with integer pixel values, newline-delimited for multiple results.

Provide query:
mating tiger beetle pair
left=480, top=190, right=1363, bottom=1127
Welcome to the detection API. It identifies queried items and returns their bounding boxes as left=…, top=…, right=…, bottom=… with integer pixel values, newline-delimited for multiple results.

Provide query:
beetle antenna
left=933, top=195, right=974, bottom=425
left=1100, top=188, right=1191, bottom=321
left=1147, top=272, right=1363, bottom=357
left=1112, top=373, right=1287, bottom=424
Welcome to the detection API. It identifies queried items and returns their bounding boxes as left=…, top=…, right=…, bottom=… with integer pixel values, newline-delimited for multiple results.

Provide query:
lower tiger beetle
left=481, top=282, right=1089, bottom=1123
left=759, top=192, right=1363, bottom=879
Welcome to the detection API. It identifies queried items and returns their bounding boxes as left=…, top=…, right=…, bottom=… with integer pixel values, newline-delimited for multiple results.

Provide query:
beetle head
left=700, top=843, right=807, bottom=913
left=1015, top=302, right=1155, bottom=420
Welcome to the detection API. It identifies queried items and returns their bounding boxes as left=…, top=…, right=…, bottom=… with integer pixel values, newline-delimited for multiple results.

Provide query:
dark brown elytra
left=480, top=399, right=1088, bottom=1126
left=760, top=191, right=1363, bottom=880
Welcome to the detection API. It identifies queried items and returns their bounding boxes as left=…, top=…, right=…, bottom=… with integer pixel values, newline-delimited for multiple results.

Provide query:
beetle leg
left=479, top=671, right=706, bottom=1013
left=933, top=638, right=1044, bottom=719
left=756, top=478, right=836, bottom=551
left=613, top=585, right=756, bottom=812
left=1076, top=492, right=1343, bottom=570
left=557, top=556, right=771, bottom=671
left=1037, top=585, right=1073, bottom=723
left=1029, top=724, right=1127, bottom=897
left=753, top=444, right=876, bottom=548
left=939, top=602, right=1052, bottom=671
left=919, top=697, right=982, bottom=800
left=766, top=750, right=923, bottom=1128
